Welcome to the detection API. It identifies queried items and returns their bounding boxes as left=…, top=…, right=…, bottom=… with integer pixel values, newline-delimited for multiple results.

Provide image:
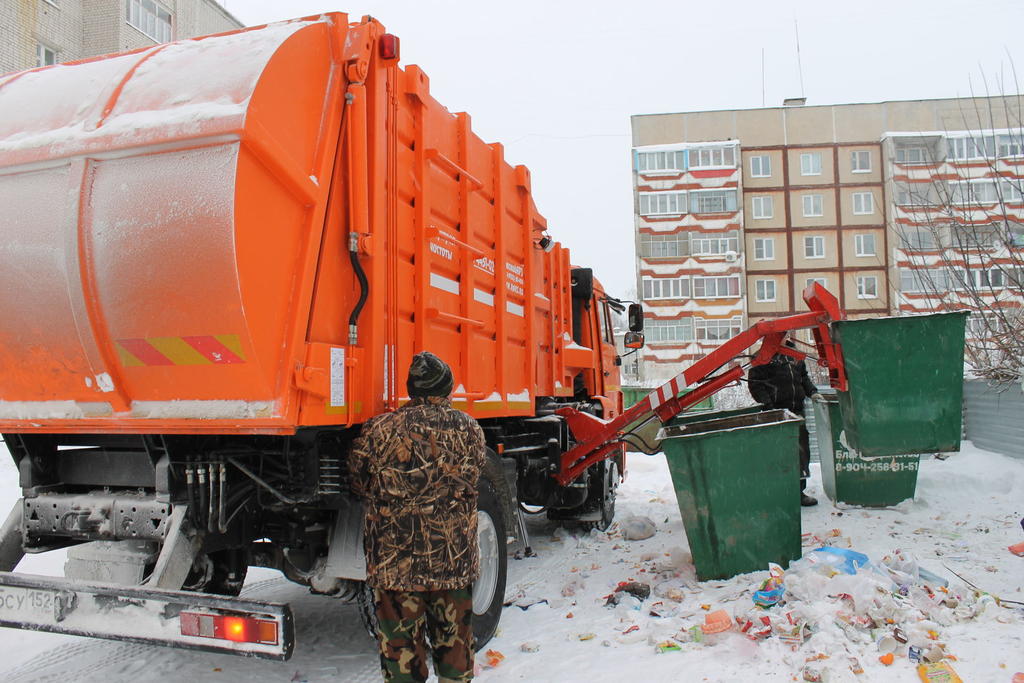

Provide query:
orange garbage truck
left=0, top=13, right=639, bottom=657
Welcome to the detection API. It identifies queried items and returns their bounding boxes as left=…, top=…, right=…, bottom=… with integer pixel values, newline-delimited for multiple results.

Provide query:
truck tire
left=568, top=459, right=618, bottom=532
left=356, top=476, right=508, bottom=652
left=472, top=475, right=507, bottom=650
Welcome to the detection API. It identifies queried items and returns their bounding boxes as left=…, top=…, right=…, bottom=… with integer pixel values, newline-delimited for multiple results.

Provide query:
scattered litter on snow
left=0, top=442, right=1021, bottom=681
left=483, top=649, right=504, bottom=668
left=621, top=515, right=657, bottom=540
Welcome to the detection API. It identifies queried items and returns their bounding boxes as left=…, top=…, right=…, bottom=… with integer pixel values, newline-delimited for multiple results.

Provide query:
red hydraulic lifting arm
left=553, top=283, right=847, bottom=486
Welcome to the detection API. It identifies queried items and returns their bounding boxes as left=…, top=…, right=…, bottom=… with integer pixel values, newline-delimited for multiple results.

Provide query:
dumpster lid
left=657, top=409, right=801, bottom=441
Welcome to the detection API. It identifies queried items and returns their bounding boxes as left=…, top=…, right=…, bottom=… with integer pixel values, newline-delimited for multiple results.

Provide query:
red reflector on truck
left=380, top=33, right=400, bottom=60
left=180, top=612, right=279, bottom=645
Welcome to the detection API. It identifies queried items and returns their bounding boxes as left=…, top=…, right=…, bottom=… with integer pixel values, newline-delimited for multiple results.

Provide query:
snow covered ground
left=0, top=440, right=1021, bottom=682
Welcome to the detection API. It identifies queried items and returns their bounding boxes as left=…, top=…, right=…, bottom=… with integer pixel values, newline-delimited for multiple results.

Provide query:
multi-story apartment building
left=1, top=0, right=242, bottom=75
left=632, top=141, right=744, bottom=381
left=631, top=96, right=1024, bottom=381
left=887, top=129, right=1024, bottom=338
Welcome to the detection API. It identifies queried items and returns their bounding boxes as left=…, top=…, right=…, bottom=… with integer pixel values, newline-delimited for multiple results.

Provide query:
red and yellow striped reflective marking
left=116, top=335, right=246, bottom=367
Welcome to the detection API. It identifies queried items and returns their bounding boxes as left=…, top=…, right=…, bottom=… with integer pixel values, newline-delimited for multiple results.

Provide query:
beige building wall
left=787, top=147, right=834, bottom=186
left=633, top=97, right=1024, bottom=148
left=743, top=190, right=786, bottom=229
left=841, top=228, right=886, bottom=265
left=837, top=144, right=883, bottom=184
left=842, top=269, right=888, bottom=312
left=790, top=190, right=836, bottom=227
left=748, top=274, right=790, bottom=314
left=839, top=186, right=883, bottom=225
left=792, top=231, right=839, bottom=270
left=746, top=232, right=789, bottom=270
left=741, top=149, right=784, bottom=188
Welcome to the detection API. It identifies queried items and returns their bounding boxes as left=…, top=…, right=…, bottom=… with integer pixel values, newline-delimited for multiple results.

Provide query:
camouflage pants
left=372, top=586, right=474, bottom=682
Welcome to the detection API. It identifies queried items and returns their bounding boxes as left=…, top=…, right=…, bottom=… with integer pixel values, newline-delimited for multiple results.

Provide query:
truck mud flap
left=0, top=571, right=294, bottom=660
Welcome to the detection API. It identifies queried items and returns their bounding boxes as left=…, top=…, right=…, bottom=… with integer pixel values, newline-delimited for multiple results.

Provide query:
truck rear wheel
left=357, top=476, right=508, bottom=652
left=471, top=475, right=507, bottom=650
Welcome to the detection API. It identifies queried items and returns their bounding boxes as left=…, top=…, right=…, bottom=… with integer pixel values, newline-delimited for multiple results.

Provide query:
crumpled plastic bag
left=621, top=515, right=657, bottom=540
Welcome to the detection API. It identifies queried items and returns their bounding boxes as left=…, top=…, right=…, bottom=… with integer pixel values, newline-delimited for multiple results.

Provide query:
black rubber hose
left=348, top=247, right=369, bottom=340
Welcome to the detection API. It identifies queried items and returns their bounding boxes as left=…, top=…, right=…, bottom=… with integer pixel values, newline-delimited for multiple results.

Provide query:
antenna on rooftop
left=761, top=48, right=766, bottom=107
left=794, top=16, right=805, bottom=98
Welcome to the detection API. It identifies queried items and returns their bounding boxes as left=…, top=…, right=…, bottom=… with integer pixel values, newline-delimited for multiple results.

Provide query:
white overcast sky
left=224, top=0, right=1024, bottom=298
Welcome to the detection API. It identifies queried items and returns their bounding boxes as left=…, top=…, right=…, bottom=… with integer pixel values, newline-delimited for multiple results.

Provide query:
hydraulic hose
left=348, top=235, right=369, bottom=345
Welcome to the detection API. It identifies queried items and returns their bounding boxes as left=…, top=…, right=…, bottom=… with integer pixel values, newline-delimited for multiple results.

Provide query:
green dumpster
left=812, top=392, right=920, bottom=507
left=659, top=409, right=803, bottom=580
left=832, top=312, right=968, bottom=456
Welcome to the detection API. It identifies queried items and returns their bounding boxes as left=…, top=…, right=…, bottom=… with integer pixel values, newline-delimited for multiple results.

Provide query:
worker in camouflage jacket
left=747, top=340, right=821, bottom=507
left=349, top=351, right=486, bottom=683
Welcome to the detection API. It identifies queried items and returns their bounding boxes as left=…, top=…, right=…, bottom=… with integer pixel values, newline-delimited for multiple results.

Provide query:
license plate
left=0, top=585, right=59, bottom=621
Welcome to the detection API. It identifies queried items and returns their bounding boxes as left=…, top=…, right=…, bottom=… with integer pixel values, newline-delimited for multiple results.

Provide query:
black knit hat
left=406, top=351, right=454, bottom=398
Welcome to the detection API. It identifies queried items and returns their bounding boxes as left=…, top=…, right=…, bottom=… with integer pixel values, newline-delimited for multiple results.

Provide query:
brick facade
left=1, top=0, right=242, bottom=75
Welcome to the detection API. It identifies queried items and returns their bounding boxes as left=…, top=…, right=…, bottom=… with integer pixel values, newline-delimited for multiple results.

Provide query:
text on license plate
left=0, top=587, right=56, bottom=617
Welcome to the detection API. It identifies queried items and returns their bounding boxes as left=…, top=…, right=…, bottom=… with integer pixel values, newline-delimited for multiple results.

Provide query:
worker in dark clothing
left=748, top=341, right=821, bottom=506
left=349, top=351, right=486, bottom=682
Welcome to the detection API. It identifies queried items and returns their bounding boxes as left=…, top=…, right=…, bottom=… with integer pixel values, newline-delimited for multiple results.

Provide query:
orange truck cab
left=0, top=13, right=636, bottom=657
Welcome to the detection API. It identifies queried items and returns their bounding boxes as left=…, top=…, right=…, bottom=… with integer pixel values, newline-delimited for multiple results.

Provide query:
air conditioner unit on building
left=724, top=250, right=738, bottom=262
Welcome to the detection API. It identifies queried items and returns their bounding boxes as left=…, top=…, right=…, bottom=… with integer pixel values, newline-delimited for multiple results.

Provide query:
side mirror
left=627, top=303, right=644, bottom=332
left=624, top=331, right=645, bottom=349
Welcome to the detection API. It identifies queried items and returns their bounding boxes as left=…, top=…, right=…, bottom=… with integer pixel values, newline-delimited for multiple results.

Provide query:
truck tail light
left=180, top=611, right=279, bottom=645
left=380, top=34, right=400, bottom=60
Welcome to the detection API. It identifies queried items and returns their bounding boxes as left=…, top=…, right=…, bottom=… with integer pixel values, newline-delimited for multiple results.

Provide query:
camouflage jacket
left=348, top=396, right=486, bottom=591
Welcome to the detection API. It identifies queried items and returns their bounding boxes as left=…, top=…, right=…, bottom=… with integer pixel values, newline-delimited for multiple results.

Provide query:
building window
left=645, top=318, right=694, bottom=343
left=690, top=190, right=738, bottom=214
left=851, top=150, right=871, bottom=173
left=900, top=268, right=948, bottom=293
left=997, top=134, right=1024, bottom=158
left=804, top=235, right=825, bottom=259
left=689, top=145, right=736, bottom=169
left=895, top=146, right=930, bottom=164
left=1000, top=180, right=1024, bottom=203
left=895, top=183, right=935, bottom=206
left=642, top=277, right=690, bottom=300
left=755, top=279, right=777, bottom=302
left=750, top=154, right=772, bottom=178
left=857, top=276, right=878, bottom=299
left=691, top=231, right=739, bottom=256
left=695, top=316, right=743, bottom=342
left=639, top=192, right=687, bottom=216
left=805, top=277, right=828, bottom=289
left=127, top=0, right=173, bottom=43
left=899, top=228, right=937, bottom=251
left=639, top=232, right=689, bottom=258
left=751, top=195, right=774, bottom=219
left=37, top=43, right=57, bottom=67
left=753, top=238, right=774, bottom=260
left=852, top=192, right=874, bottom=215
left=949, top=180, right=1000, bottom=205
left=800, top=152, right=822, bottom=176
left=637, top=150, right=686, bottom=173
left=692, top=275, right=740, bottom=299
left=952, top=267, right=1007, bottom=290
left=854, top=233, right=876, bottom=257
left=947, top=136, right=994, bottom=161
left=802, top=194, right=823, bottom=217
